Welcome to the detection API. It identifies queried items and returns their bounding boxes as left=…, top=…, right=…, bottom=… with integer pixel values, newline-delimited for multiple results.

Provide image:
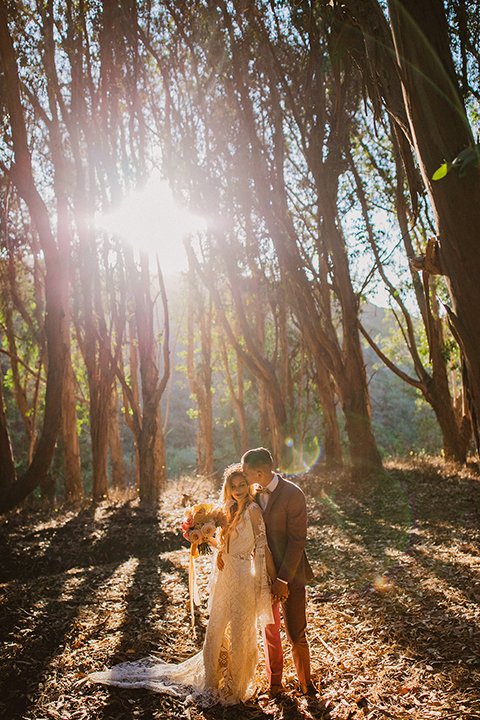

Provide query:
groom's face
left=243, top=465, right=270, bottom=488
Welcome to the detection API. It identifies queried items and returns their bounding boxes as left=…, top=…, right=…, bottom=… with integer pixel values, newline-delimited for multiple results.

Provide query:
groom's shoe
left=258, top=684, right=283, bottom=703
left=267, top=684, right=284, bottom=699
left=300, top=682, right=318, bottom=698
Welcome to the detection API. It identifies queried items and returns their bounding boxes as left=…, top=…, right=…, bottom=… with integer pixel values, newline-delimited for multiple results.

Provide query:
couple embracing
left=87, top=447, right=316, bottom=707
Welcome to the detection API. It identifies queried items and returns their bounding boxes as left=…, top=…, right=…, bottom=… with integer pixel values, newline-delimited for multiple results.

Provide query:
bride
left=85, top=464, right=276, bottom=706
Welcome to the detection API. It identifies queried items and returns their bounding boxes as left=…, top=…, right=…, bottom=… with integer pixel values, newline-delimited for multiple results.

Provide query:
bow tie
left=255, top=485, right=272, bottom=494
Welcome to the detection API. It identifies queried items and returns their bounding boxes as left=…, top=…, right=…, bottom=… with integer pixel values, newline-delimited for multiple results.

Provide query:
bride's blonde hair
left=219, top=463, right=254, bottom=551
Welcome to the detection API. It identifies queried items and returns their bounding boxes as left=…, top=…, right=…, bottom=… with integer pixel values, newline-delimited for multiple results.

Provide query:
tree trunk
left=62, top=349, right=83, bottom=500
left=155, top=403, right=167, bottom=494
left=388, top=0, right=480, bottom=432
left=186, top=265, right=214, bottom=476
left=424, top=282, right=471, bottom=462
left=108, top=381, right=126, bottom=491
left=235, top=353, right=250, bottom=453
left=136, top=256, right=161, bottom=501
left=0, top=369, right=16, bottom=488
left=258, top=381, right=271, bottom=451
left=137, top=405, right=160, bottom=504
left=123, top=251, right=170, bottom=503
left=312, top=360, right=343, bottom=467
left=220, top=337, right=250, bottom=453
left=125, top=321, right=141, bottom=489
left=0, top=0, right=66, bottom=513
left=3, top=300, right=36, bottom=458
left=90, top=369, right=111, bottom=502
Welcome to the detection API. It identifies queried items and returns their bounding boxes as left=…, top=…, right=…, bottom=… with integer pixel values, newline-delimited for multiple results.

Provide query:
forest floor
left=1, top=457, right=480, bottom=720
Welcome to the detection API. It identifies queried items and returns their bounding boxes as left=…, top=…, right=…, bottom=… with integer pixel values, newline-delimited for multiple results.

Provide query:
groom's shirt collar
left=266, top=474, right=279, bottom=494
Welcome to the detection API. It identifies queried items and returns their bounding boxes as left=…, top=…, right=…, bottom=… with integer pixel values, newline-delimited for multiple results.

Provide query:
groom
left=241, top=447, right=315, bottom=699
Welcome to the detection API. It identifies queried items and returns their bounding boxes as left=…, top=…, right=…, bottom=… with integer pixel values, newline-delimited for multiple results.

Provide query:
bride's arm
left=249, top=504, right=276, bottom=581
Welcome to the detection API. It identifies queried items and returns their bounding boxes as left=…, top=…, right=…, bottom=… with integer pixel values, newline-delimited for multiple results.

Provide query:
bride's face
left=230, top=474, right=249, bottom=502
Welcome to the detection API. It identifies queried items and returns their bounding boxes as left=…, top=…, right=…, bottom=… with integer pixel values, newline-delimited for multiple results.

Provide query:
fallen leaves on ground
left=1, top=457, right=480, bottom=719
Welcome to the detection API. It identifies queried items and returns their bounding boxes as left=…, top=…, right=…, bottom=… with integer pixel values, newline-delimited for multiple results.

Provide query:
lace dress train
left=86, top=504, right=273, bottom=707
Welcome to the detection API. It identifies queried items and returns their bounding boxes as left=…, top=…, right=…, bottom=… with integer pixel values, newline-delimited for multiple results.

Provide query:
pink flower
left=181, top=517, right=194, bottom=532
left=188, top=528, right=202, bottom=544
left=201, top=523, right=216, bottom=538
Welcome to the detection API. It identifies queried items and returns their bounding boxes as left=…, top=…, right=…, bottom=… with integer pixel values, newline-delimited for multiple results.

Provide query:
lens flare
left=279, top=437, right=323, bottom=475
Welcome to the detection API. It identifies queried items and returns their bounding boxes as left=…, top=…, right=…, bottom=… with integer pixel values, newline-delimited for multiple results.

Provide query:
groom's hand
left=271, top=579, right=289, bottom=603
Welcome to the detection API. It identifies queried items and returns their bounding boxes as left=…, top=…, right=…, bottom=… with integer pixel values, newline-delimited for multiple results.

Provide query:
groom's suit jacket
left=256, top=474, right=314, bottom=587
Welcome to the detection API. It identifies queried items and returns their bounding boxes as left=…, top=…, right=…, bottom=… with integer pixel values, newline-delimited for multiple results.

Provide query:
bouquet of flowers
left=181, top=502, right=224, bottom=556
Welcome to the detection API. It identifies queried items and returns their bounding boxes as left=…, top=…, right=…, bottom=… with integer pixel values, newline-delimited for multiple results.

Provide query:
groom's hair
left=241, top=447, right=273, bottom=470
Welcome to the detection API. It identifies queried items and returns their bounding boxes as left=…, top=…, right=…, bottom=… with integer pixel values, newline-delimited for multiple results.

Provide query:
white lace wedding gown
left=86, top=503, right=273, bottom=707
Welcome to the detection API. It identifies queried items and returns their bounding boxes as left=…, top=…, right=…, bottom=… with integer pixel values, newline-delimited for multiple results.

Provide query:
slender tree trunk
left=258, top=382, right=271, bottom=450
left=424, top=281, right=471, bottom=462
left=235, top=353, right=249, bottom=452
left=62, top=350, right=83, bottom=500
left=3, top=301, right=35, bottom=457
left=0, top=0, right=66, bottom=512
left=198, top=297, right=214, bottom=475
left=0, top=370, right=15, bottom=488
left=220, top=337, right=250, bottom=453
left=155, top=403, right=167, bottom=494
left=108, top=381, right=125, bottom=491
left=90, top=368, right=111, bottom=502
left=135, top=255, right=161, bottom=501
left=122, top=251, right=170, bottom=502
left=314, top=152, right=382, bottom=474
left=186, top=265, right=214, bottom=476
left=126, top=321, right=141, bottom=489
left=312, top=359, right=343, bottom=467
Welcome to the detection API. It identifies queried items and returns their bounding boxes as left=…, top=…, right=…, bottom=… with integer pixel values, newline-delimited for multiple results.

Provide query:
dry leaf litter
left=1, top=457, right=479, bottom=720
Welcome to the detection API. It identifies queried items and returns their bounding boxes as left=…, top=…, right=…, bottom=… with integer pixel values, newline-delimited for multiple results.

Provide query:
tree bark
left=0, top=0, right=66, bottom=513
left=186, top=266, right=214, bottom=476
left=219, top=337, right=250, bottom=453
left=89, top=367, right=111, bottom=502
left=108, top=381, right=126, bottom=492
left=0, top=369, right=16, bottom=488
left=312, top=360, right=343, bottom=468
left=387, top=0, right=480, bottom=433
left=120, top=250, right=170, bottom=502
left=154, top=403, right=167, bottom=494
left=62, top=350, right=84, bottom=500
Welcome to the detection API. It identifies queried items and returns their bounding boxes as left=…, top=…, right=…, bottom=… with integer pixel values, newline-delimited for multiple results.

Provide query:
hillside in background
left=360, top=304, right=442, bottom=459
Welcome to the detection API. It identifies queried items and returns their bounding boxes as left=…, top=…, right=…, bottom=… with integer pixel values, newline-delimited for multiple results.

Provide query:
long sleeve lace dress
left=86, top=503, right=273, bottom=707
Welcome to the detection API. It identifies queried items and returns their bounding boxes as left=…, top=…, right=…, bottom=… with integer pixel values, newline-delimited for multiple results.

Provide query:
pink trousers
left=262, top=583, right=311, bottom=686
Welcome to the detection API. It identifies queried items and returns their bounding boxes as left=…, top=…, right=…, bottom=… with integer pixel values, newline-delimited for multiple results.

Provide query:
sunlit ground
left=1, top=459, right=479, bottom=719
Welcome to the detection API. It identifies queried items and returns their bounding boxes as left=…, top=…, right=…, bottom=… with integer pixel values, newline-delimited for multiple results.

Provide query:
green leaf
left=432, top=162, right=449, bottom=181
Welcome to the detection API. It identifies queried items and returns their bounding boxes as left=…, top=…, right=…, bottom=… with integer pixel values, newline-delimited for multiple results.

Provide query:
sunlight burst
left=96, top=170, right=205, bottom=275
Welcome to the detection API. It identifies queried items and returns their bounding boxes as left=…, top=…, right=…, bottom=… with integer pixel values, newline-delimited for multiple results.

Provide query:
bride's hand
left=217, top=551, right=225, bottom=571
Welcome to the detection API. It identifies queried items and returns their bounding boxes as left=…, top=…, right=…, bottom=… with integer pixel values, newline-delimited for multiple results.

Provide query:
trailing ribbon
left=188, top=542, right=201, bottom=628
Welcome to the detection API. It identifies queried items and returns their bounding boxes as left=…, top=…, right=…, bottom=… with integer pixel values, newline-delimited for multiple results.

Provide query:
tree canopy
left=1, top=0, right=479, bottom=509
